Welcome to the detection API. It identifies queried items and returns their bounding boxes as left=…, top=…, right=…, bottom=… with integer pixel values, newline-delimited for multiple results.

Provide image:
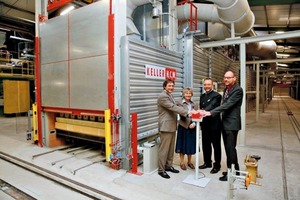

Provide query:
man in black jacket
left=201, top=71, right=243, bottom=181
left=199, top=78, right=222, bottom=174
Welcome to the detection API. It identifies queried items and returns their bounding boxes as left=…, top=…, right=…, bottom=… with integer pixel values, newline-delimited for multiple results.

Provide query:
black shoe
left=222, top=171, right=228, bottom=176
left=210, top=168, right=220, bottom=174
left=198, top=163, right=212, bottom=169
left=165, top=167, right=179, bottom=173
left=158, top=171, right=170, bottom=179
left=219, top=174, right=228, bottom=181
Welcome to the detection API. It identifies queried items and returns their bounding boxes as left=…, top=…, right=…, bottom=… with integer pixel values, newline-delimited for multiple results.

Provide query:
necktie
left=224, top=89, right=229, bottom=99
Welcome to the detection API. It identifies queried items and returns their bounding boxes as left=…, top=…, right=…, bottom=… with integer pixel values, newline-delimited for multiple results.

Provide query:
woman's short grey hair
left=182, top=87, right=193, bottom=98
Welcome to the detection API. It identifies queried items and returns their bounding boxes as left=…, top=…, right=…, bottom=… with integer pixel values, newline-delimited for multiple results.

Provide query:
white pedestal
left=182, top=118, right=210, bottom=187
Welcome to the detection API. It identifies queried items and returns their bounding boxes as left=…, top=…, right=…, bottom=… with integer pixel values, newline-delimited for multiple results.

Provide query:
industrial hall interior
left=0, top=0, right=300, bottom=200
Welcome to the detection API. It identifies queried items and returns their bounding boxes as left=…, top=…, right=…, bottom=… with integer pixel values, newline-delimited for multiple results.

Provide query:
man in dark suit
left=157, top=79, right=196, bottom=179
left=202, top=71, right=243, bottom=181
left=199, top=78, right=222, bottom=174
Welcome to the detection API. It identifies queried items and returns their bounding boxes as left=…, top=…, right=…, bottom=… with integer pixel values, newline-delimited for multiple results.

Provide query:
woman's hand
left=189, top=123, right=196, bottom=129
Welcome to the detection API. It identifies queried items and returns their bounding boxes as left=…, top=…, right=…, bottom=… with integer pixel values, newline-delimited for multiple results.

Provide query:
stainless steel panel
left=40, top=0, right=109, bottom=110
left=41, top=62, right=69, bottom=107
left=69, top=1, right=109, bottom=59
left=70, top=56, right=108, bottom=110
left=40, top=16, right=68, bottom=64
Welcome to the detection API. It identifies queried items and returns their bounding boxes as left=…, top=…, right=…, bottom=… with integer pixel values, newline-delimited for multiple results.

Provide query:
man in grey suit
left=157, top=79, right=196, bottom=179
left=201, top=71, right=243, bottom=181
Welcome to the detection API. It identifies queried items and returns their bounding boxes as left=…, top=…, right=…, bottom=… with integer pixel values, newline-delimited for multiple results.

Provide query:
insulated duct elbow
left=127, top=0, right=151, bottom=35
left=177, top=3, right=221, bottom=24
left=177, top=0, right=254, bottom=36
left=177, top=0, right=277, bottom=68
left=210, top=0, right=255, bottom=35
left=127, top=0, right=163, bottom=35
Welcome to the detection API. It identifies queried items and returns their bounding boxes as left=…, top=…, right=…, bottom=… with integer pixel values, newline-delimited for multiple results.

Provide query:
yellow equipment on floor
left=244, top=155, right=263, bottom=185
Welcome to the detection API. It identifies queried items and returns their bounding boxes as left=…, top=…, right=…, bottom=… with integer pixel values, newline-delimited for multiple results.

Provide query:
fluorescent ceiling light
left=10, top=36, right=33, bottom=42
left=275, top=31, right=284, bottom=34
left=277, top=53, right=290, bottom=57
left=277, top=63, right=288, bottom=67
left=60, top=6, right=75, bottom=15
left=0, top=27, right=11, bottom=32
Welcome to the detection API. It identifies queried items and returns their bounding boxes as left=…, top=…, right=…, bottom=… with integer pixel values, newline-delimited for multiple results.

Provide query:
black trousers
left=222, top=130, right=239, bottom=170
left=201, top=128, right=222, bottom=169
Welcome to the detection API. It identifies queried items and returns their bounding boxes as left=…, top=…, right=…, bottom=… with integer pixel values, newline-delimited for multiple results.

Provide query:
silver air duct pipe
left=128, top=0, right=277, bottom=66
left=127, top=0, right=162, bottom=35
left=177, top=0, right=277, bottom=66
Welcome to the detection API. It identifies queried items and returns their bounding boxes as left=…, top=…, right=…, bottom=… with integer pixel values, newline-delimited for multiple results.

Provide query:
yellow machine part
left=3, top=80, right=30, bottom=114
left=55, top=119, right=105, bottom=137
left=32, top=103, right=38, bottom=142
left=105, top=109, right=111, bottom=162
left=56, top=117, right=105, bottom=129
left=54, top=109, right=112, bottom=162
left=244, top=155, right=260, bottom=184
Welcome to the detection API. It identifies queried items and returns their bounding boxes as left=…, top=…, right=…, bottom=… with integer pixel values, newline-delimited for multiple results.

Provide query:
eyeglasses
left=224, top=77, right=234, bottom=79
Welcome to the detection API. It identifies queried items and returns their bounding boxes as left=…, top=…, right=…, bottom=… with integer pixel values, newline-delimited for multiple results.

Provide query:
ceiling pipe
left=177, top=0, right=277, bottom=67
left=128, top=0, right=277, bottom=67
left=127, top=0, right=162, bottom=35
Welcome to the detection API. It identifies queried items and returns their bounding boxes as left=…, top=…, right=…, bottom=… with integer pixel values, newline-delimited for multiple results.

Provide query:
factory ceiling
left=0, top=0, right=299, bottom=70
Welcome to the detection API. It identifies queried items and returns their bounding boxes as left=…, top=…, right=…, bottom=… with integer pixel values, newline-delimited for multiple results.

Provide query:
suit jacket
left=210, top=84, right=243, bottom=131
left=200, top=90, right=222, bottom=131
left=157, top=90, right=189, bottom=132
left=178, top=100, right=197, bottom=129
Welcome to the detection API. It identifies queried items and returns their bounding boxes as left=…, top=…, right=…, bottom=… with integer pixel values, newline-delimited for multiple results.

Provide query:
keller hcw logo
left=145, top=64, right=176, bottom=80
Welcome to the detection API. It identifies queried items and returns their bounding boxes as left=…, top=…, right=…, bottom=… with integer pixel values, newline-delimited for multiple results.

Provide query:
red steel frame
left=47, top=0, right=73, bottom=11
left=35, top=36, right=43, bottom=147
left=178, top=0, right=198, bottom=31
left=130, top=113, right=142, bottom=175
left=108, top=5, right=115, bottom=113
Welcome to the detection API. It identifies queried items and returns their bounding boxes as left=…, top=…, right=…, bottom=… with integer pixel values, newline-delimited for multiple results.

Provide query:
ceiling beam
left=276, top=42, right=300, bottom=46
left=253, top=27, right=300, bottom=32
left=245, top=57, right=300, bottom=64
left=198, top=30, right=300, bottom=48
left=248, top=0, right=300, bottom=6
left=0, top=1, right=34, bottom=16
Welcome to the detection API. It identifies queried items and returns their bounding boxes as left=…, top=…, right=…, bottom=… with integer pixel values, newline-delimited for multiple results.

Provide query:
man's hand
left=203, top=111, right=211, bottom=117
left=197, top=110, right=211, bottom=117
left=189, top=110, right=198, bottom=115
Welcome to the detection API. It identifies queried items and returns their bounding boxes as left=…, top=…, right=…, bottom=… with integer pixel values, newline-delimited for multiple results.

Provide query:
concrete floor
left=0, top=96, right=299, bottom=200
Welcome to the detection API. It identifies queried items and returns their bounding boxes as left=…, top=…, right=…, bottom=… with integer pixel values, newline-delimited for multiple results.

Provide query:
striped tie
left=224, top=89, right=229, bottom=99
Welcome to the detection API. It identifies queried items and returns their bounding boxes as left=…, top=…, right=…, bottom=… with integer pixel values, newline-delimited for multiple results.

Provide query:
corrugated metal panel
left=211, top=50, right=240, bottom=91
left=246, top=67, right=256, bottom=112
left=229, top=62, right=241, bottom=83
left=192, top=39, right=210, bottom=104
left=120, top=36, right=184, bottom=140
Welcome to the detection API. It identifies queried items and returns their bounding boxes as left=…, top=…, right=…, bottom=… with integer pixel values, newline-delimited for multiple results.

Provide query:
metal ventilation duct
left=128, top=0, right=277, bottom=66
